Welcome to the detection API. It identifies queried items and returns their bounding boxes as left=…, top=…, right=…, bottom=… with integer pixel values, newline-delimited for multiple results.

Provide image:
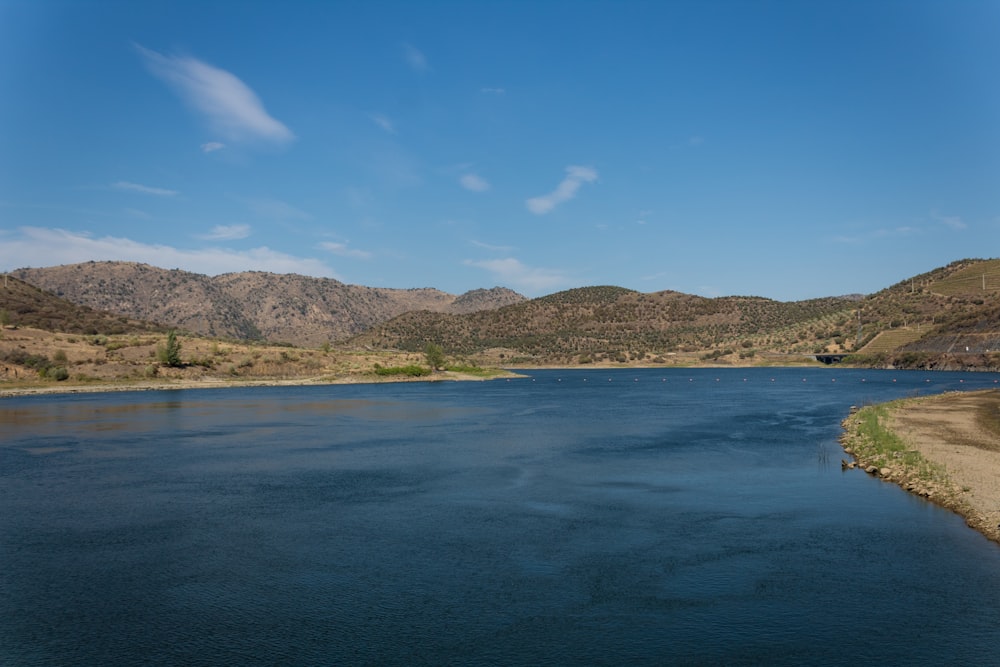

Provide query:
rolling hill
left=11, top=262, right=524, bottom=346
left=7, top=258, right=1000, bottom=371
left=349, top=258, right=1000, bottom=369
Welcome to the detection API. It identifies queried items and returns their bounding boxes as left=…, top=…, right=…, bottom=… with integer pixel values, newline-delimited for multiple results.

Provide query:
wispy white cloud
left=526, top=165, right=598, bottom=215
left=832, top=225, right=921, bottom=244
left=402, top=43, right=428, bottom=73
left=688, top=135, right=704, bottom=146
left=201, top=141, right=226, bottom=153
left=463, top=257, right=569, bottom=294
left=459, top=173, right=491, bottom=192
left=470, top=239, right=514, bottom=252
left=0, top=227, right=338, bottom=277
left=135, top=43, right=294, bottom=146
left=481, top=87, right=505, bottom=95
left=123, top=208, right=151, bottom=220
left=319, top=241, right=372, bottom=260
left=247, top=198, right=313, bottom=221
left=199, top=224, right=251, bottom=241
left=932, top=211, right=967, bottom=230
left=112, top=181, right=178, bottom=197
left=370, top=113, right=395, bottom=134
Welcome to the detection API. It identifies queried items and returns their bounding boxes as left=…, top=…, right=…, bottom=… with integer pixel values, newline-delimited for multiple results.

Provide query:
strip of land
left=841, top=389, right=1000, bottom=544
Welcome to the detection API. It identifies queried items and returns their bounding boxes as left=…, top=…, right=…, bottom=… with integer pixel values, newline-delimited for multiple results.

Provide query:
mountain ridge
left=11, top=262, right=525, bottom=346
left=8, top=258, right=1000, bottom=371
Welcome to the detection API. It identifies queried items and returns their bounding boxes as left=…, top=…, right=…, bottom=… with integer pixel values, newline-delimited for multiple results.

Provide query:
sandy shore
left=841, top=389, right=1000, bottom=544
left=0, top=370, right=520, bottom=398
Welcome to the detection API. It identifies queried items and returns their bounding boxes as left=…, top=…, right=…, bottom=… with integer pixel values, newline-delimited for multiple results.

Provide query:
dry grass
left=0, top=327, right=499, bottom=393
left=929, top=258, right=1000, bottom=296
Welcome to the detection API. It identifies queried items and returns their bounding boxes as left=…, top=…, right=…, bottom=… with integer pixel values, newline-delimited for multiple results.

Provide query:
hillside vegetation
left=6, top=258, right=1000, bottom=377
left=350, top=259, right=1000, bottom=369
left=0, top=275, right=158, bottom=335
left=12, top=262, right=524, bottom=347
left=349, top=287, right=861, bottom=365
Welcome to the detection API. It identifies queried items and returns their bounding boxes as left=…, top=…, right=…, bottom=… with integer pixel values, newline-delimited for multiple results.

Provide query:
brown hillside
left=0, top=274, right=158, bottom=335
left=12, top=262, right=526, bottom=347
left=350, top=286, right=859, bottom=365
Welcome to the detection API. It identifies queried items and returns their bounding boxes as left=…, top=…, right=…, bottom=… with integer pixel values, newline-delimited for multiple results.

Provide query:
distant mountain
left=11, top=262, right=525, bottom=346
left=350, top=259, right=1000, bottom=369
left=10, top=259, right=999, bottom=371
left=350, top=285, right=860, bottom=364
left=845, top=258, right=1000, bottom=369
left=0, top=274, right=158, bottom=335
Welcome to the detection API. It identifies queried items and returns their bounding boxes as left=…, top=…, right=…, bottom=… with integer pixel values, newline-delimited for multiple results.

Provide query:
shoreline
left=0, top=369, right=523, bottom=399
left=840, top=389, right=1000, bottom=545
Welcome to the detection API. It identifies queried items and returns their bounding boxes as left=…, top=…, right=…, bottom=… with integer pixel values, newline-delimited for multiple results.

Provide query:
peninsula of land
left=841, top=389, right=1000, bottom=544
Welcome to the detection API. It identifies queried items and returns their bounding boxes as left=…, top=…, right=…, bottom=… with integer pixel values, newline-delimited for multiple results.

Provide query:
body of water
left=3, top=368, right=1000, bottom=665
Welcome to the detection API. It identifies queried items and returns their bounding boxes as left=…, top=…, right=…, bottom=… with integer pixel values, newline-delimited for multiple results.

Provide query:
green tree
left=424, top=343, right=445, bottom=371
left=158, top=330, right=183, bottom=367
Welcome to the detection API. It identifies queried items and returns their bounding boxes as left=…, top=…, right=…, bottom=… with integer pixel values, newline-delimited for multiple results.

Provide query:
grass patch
left=373, top=364, right=431, bottom=377
left=443, top=363, right=505, bottom=377
left=849, top=402, right=947, bottom=482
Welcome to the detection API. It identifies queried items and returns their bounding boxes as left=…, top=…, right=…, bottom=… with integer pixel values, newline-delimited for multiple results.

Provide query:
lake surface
left=3, top=368, right=1000, bottom=665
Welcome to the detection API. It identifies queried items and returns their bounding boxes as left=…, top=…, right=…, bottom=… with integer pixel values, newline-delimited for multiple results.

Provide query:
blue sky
left=1, top=0, right=997, bottom=300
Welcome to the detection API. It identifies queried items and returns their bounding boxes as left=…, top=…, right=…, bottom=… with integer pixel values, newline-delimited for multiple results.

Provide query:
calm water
left=3, top=368, right=1000, bottom=665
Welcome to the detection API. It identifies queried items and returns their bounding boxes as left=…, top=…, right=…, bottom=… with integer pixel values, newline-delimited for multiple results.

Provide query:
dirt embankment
left=841, top=390, right=1000, bottom=544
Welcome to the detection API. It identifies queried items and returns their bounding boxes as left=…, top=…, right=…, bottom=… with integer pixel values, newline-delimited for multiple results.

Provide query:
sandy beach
left=841, top=389, right=1000, bottom=544
left=0, top=369, right=520, bottom=399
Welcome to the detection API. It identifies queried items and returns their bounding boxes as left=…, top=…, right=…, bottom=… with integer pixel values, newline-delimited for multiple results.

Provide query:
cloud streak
left=0, top=227, right=336, bottom=278
left=135, top=43, right=294, bottom=146
left=463, top=257, right=569, bottom=294
left=526, top=166, right=598, bottom=215
left=402, top=43, right=428, bottom=73
left=459, top=173, right=490, bottom=192
left=199, top=224, right=251, bottom=241
left=112, top=181, right=178, bottom=196
left=932, top=211, right=967, bottom=230
left=319, top=241, right=372, bottom=260
left=370, top=113, right=395, bottom=134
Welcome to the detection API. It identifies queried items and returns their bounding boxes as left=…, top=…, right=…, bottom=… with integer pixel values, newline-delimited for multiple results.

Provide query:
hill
left=11, top=262, right=524, bottom=346
left=845, top=258, right=1000, bottom=370
left=8, top=258, right=1000, bottom=372
left=349, top=286, right=860, bottom=365
left=0, top=274, right=158, bottom=335
left=350, top=259, right=1000, bottom=369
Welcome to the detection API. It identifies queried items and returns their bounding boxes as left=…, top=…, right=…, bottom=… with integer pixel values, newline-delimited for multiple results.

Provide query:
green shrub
left=374, top=364, right=432, bottom=377
left=157, top=331, right=182, bottom=367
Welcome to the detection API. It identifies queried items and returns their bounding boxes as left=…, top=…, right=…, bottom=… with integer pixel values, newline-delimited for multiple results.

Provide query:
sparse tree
left=158, top=330, right=183, bottom=367
left=424, top=343, right=445, bottom=371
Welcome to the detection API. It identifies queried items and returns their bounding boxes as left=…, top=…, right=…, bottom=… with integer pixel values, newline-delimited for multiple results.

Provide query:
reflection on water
left=3, top=368, right=1000, bottom=665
